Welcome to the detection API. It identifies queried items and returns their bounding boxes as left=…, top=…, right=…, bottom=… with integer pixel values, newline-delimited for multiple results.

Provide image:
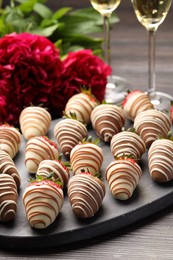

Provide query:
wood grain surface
left=0, top=0, right=173, bottom=259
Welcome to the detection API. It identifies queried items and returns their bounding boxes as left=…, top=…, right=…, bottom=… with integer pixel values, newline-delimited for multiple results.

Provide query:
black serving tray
left=0, top=119, right=173, bottom=250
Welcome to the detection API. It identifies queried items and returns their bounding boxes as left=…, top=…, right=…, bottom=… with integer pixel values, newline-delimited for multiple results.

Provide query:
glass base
left=105, top=75, right=129, bottom=104
left=148, top=91, right=173, bottom=111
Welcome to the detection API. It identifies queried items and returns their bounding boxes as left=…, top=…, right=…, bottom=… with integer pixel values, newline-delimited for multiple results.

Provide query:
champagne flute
left=131, top=0, right=172, bottom=110
left=90, top=0, right=128, bottom=103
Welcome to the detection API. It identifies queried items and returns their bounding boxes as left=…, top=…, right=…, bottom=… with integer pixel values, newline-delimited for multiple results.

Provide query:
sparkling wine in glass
left=90, top=0, right=128, bottom=103
left=131, top=0, right=172, bottom=110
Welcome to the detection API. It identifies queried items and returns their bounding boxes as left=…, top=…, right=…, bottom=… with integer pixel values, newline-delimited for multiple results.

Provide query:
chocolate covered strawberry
left=23, top=176, right=64, bottom=229
left=0, top=124, right=22, bottom=159
left=65, top=90, right=98, bottom=125
left=68, top=171, right=105, bottom=218
left=0, top=173, right=18, bottom=222
left=54, top=116, right=87, bottom=158
left=106, top=156, right=142, bottom=200
left=0, top=150, right=21, bottom=189
left=19, top=106, right=51, bottom=140
left=134, top=109, right=171, bottom=147
left=91, top=104, right=125, bottom=142
left=36, top=159, right=70, bottom=189
left=148, top=137, right=173, bottom=182
left=110, top=130, right=146, bottom=161
left=70, top=137, right=103, bottom=175
left=25, top=136, right=59, bottom=173
left=122, top=90, right=154, bottom=120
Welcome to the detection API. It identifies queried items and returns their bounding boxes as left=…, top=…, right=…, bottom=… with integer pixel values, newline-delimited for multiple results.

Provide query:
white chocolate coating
left=91, top=104, right=125, bottom=142
left=148, top=139, right=173, bottom=182
left=0, top=150, right=21, bottom=188
left=0, top=174, right=18, bottom=222
left=54, top=118, right=87, bottom=157
left=65, top=93, right=97, bottom=124
left=23, top=183, right=64, bottom=229
left=123, top=91, right=154, bottom=120
left=68, top=174, right=105, bottom=218
left=70, top=143, right=103, bottom=175
left=0, top=125, right=22, bottom=159
left=25, top=136, right=59, bottom=173
left=106, top=159, right=142, bottom=200
left=110, top=131, right=146, bottom=160
left=20, top=106, right=51, bottom=140
left=134, top=110, right=171, bottom=147
left=36, top=159, right=70, bottom=188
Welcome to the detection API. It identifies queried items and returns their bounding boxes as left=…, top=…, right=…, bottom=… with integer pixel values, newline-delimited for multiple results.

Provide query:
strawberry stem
left=114, top=153, right=136, bottom=160
left=28, top=174, right=63, bottom=188
left=80, top=86, right=100, bottom=104
left=82, top=136, right=100, bottom=145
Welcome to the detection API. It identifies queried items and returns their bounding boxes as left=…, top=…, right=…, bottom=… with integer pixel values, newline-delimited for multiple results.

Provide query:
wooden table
left=0, top=1, right=173, bottom=259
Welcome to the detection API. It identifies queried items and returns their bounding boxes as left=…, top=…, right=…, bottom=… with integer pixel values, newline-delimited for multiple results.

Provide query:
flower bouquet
left=0, top=0, right=118, bottom=126
left=0, top=32, right=111, bottom=126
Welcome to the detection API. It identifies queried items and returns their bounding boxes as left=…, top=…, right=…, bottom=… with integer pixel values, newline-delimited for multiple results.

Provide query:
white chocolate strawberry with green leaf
left=110, top=130, right=146, bottom=161
left=106, top=156, right=142, bottom=200
left=148, top=137, right=173, bottom=182
left=36, top=159, right=70, bottom=189
left=122, top=90, right=154, bottom=120
left=54, top=115, right=87, bottom=158
left=65, top=90, right=98, bottom=125
left=23, top=176, right=64, bottom=229
left=19, top=106, right=51, bottom=140
left=91, top=103, right=125, bottom=142
left=68, top=171, right=105, bottom=219
left=25, top=136, right=59, bottom=173
left=70, top=137, right=103, bottom=175
left=134, top=109, right=171, bottom=147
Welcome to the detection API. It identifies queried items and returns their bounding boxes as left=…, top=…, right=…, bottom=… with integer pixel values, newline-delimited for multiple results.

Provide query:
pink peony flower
left=0, top=32, right=64, bottom=125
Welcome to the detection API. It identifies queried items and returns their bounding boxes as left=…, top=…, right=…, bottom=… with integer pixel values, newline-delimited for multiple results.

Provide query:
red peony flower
left=61, top=49, right=112, bottom=103
left=0, top=32, right=64, bottom=126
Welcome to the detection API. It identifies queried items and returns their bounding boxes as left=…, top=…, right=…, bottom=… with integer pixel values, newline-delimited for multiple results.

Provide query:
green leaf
left=65, top=45, right=85, bottom=53
left=4, top=6, right=29, bottom=32
left=17, top=0, right=38, bottom=13
left=33, top=3, right=53, bottom=19
left=58, top=34, right=103, bottom=57
left=40, top=18, right=59, bottom=27
left=92, top=49, right=103, bottom=57
left=58, top=15, right=102, bottom=36
left=11, top=19, right=28, bottom=33
left=70, top=7, right=119, bottom=25
left=0, top=18, right=14, bottom=36
left=30, top=23, right=61, bottom=37
left=15, top=0, right=46, bottom=3
left=63, top=34, right=103, bottom=47
left=54, top=39, right=62, bottom=49
left=52, top=7, right=73, bottom=20
left=71, top=7, right=102, bottom=21
left=57, top=8, right=118, bottom=36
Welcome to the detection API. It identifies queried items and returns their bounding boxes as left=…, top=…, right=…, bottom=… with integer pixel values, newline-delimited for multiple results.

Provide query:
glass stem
left=148, top=29, right=156, bottom=97
left=103, top=15, right=111, bottom=66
